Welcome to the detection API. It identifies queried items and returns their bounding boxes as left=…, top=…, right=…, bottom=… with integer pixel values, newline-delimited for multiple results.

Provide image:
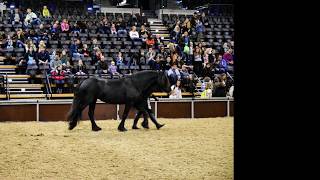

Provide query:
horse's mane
left=129, top=70, right=161, bottom=96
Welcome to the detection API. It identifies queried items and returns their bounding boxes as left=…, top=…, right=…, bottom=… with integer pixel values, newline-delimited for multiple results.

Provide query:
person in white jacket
left=129, top=26, right=140, bottom=40
left=169, top=80, right=182, bottom=99
left=24, top=8, right=39, bottom=26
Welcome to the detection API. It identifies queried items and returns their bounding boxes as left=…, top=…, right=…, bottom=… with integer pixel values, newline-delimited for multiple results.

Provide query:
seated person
left=60, top=50, right=72, bottom=71
left=51, top=65, right=66, bottom=94
left=167, top=64, right=181, bottom=85
left=37, top=46, right=50, bottom=65
left=116, top=52, right=126, bottom=66
left=169, top=80, right=182, bottom=99
left=96, top=56, right=108, bottom=76
left=129, top=26, right=140, bottom=40
left=108, top=61, right=119, bottom=78
left=81, top=44, right=90, bottom=57
left=61, top=19, right=70, bottom=33
left=50, top=53, right=62, bottom=71
left=110, top=23, right=117, bottom=35
left=24, top=8, right=40, bottom=26
left=25, top=48, right=38, bottom=75
left=212, top=73, right=227, bottom=97
left=145, top=47, right=156, bottom=64
left=139, top=25, right=148, bottom=42
left=42, top=6, right=51, bottom=18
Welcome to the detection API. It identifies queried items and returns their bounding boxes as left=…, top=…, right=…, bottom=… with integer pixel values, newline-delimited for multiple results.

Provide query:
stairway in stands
left=147, top=18, right=171, bottom=46
left=0, top=56, right=46, bottom=99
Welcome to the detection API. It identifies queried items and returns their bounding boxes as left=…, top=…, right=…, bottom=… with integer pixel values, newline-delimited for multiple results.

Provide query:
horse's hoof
left=132, top=126, right=140, bottom=129
left=156, top=124, right=165, bottom=130
left=68, top=123, right=77, bottom=130
left=118, top=127, right=127, bottom=132
left=141, top=123, right=149, bottom=129
left=92, top=126, right=102, bottom=131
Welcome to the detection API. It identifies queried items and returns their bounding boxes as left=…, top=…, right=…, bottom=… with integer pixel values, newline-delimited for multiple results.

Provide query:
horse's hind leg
left=88, top=100, right=102, bottom=131
left=118, top=104, right=131, bottom=132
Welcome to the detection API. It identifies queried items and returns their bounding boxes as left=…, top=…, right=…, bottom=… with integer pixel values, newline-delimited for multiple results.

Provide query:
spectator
left=223, top=48, right=234, bottom=65
left=195, top=19, right=205, bottom=41
left=61, top=19, right=70, bottom=33
left=116, top=17, right=127, bottom=34
left=37, top=46, right=50, bottom=65
left=139, top=25, right=148, bottom=42
left=70, top=39, right=82, bottom=58
left=216, top=54, right=228, bottom=73
left=146, top=33, right=155, bottom=48
left=5, top=35, right=14, bottom=49
left=201, top=81, right=213, bottom=98
left=72, top=23, right=81, bottom=34
left=24, top=8, right=40, bottom=26
left=227, top=85, right=234, bottom=97
left=10, top=8, right=23, bottom=25
left=37, top=24, right=49, bottom=41
left=25, top=48, right=38, bottom=78
left=90, top=38, right=101, bottom=51
left=182, top=18, right=191, bottom=33
left=186, top=42, right=194, bottom=65
left=96, top=55, right=108, bottom=77
left=42, top=6, right=51, bottom=18
left=129, top=26, right=140, bottom=40
left=193, top=46, right=203, bottom=76
left=159, top=46, right=169, bottom=59
left=145, top=47, right=156, bottom=64
left=167, top=64, right=181, bottom=85
left=92, top=48, right=103, bottom=65
left=115, top=52, right=126, bottom=66
left=75, top=60, right=87, bottom=75
left=25, top=40, right=37, bottom=52
left=51, top=65, right=66, bottom=94
left=110, top=23, right=117, bottom=35
left=108, top=61, right=119, bottom=78
left=80, top=44, right=90, bottom=57
left=176, top=55, right=185, bottom=69
left=171, top=25, right=180, bottom=41
left=202, top=63, right=214, bottom=79
left=60, top=49, right=71, bottom=71
left=38, top=40, right=46, bottom=49
left=98, top=18, right=110, bottom=34
left=169, top=80, right=182, bottom=99
left=50, top=53, right=62, bottom=71
left=190, top=12, right=198, bottom=28
left=13, top=29, right=25, bottom=48
left=213, top=73, right=227, bottom=97
left=180, top=65, right=190, bottom=84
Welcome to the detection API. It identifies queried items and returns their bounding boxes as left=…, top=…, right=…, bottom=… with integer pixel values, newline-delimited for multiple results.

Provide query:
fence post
left=191, top=100, right=194, bottom=119
left=36, top=100, right=39, bottom=122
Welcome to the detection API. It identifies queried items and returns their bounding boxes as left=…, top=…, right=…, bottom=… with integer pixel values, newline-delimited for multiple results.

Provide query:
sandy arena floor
left=0, top=118, right=233, bottom=180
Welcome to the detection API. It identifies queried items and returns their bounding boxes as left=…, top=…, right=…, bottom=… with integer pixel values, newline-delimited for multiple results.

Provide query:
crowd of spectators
left=1, top=7, right=234, bottom=97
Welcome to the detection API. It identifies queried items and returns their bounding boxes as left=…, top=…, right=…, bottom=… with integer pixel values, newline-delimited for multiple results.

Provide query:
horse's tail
left=67, top=80, right=85, bottom=130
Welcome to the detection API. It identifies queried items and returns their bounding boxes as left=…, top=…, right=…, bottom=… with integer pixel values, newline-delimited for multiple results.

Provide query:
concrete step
left=8, top=94, right=46, bottom=99
left=6, top=80, right=29, bottom=84
left=8, top=84, right=43, bottom=88
left=9, top=90, right=44, bottom=94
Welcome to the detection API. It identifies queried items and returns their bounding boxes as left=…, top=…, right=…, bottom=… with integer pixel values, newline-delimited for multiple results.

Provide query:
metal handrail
left=5, top=73, right=10, bottom=100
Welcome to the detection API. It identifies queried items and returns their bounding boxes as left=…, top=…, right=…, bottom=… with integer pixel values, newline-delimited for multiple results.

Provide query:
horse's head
left=157, top=71, right=171, bottom=93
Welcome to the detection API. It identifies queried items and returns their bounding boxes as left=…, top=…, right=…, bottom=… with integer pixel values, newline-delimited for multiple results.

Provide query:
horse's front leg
left=118, top=103, right=131, bottom=132
left=88, top=100, right=101, bottom=131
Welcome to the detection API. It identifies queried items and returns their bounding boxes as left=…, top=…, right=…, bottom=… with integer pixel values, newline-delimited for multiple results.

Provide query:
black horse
left=67, top=70, right=171, bottom=132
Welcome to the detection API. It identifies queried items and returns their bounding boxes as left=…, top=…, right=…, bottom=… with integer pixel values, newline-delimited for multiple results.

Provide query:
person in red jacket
left=51, top=65, right=66, bottom=94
